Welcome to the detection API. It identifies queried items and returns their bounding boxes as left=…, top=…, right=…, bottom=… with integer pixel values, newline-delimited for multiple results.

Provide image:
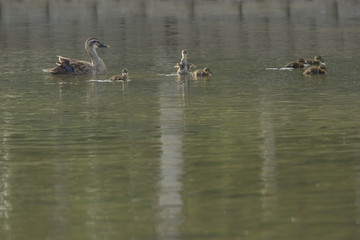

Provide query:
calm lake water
left=1, top=0, right=360, bottom=239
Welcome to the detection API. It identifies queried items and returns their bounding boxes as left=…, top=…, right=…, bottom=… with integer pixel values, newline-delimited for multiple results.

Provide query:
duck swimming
left=284, top=58, right=305, bottom=68
left=174, top=49, right=193, bottom=75
left=43, top=37, right=110, bottom=75
left=305, top=55, right=323, bottom=65
left=303, top=64, right=327, bottom=75
left=192, top=67, right=213, bottom=77
left=110, top=69, right=128, bottom=81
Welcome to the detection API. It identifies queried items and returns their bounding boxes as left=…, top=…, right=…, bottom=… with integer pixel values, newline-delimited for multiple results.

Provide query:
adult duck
left=43, top=37, right=110, bottom=75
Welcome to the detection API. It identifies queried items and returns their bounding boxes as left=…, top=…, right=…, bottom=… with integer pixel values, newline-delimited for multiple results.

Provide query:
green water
left=1, top=0, right=360, bottom=239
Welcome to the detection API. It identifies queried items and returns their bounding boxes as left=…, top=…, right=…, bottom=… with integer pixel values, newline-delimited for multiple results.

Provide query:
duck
left=284, top=58, right=305, bottom=68
left=192, top=67, right=213, bottom=77
left=303, top=64, right=327, bottom=75
left=305, top=55, right=323, bottom=65
left=110, top=69, right=128, bottom=81
left=174, top=49, right=193, bottom=75
left=43, top=37, right=110, bottom=75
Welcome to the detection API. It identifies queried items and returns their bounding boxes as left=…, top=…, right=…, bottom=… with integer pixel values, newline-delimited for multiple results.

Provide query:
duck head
left=122, top=68, right=128, bottom=77
left=297, top=58, right=305, bottom=66
left=85, top=37, right=110, bottom=50
left=314, top=55, right=323, bottom=63
left=181, top=49, right=188, bottom=59
left=203, top=67, right=213, bottom=75
left=318, top=64, right=327, bottom=73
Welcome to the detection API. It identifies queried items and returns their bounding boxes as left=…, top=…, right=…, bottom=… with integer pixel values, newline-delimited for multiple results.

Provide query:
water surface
left=1, top=0, right=360, bottom=239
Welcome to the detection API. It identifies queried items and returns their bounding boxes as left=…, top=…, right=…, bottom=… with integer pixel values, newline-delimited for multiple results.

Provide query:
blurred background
left=0, top=0, right=359, bottom=75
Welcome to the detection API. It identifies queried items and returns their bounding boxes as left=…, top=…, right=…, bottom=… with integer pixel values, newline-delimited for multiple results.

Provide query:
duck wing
left=284, top=61, right=296, bottom=68
left=303, top=66, right=318, bottom=75
left=43, top=56, right=93, bottom=75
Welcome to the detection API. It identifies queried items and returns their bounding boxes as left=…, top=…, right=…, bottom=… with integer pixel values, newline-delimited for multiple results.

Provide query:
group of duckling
left=44, top=37, right=212, bottom=80
left=173, top=49, right=213, bottom=78
left=284, top=55, right=327, bottom=75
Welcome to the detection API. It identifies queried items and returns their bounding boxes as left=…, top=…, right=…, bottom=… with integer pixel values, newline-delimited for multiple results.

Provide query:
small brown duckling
left=303, top=64, right=327, bottom=75
left=192, top=67, right=213, bottom=77
left=305, top=55, right=323, bottom=65
left=174, top=49, right=194, bottom=75
left=110, top=69, right=128, bottom=81
left=284, top=58, right=305, bottom=68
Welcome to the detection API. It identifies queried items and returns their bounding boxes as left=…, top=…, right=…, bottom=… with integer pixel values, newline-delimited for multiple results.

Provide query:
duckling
left=110, top=69, right=128, bottom=81
left=305, top=55, right=323, bottom=65
left=303, top=64, right=327, bottom=75
left=284, top=58, right=305, bottom=68
left=174, top=49, right=193, bottom=75
left=43, top=37, right=110, bottom=75
left=192, top=67, right=213, bottom=77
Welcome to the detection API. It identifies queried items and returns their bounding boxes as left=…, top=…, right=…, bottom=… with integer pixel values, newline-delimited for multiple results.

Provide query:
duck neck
left=87, top=46, right=106, bottom=74
left=87, top=46, right=102, bottom=65
left=181, top=55, right=188, bottom=63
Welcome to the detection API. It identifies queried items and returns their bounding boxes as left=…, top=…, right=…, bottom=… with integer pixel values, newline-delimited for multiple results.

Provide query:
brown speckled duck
left=192, top=67, right=213, bottom=77
left=43, top=37, right=110, bottom=75
left=174, top=49, right=194, bottom=75
left=305, top=55, right=323, bottom=65
left=284, top=58, right=305, bottom=68
left=110, top=69, right=128, bottom=81
left=303, top=64, right=327, bottom=75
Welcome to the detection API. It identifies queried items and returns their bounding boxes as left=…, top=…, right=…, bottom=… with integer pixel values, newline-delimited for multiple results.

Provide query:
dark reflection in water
left=1, top=0, right=360, bottom=240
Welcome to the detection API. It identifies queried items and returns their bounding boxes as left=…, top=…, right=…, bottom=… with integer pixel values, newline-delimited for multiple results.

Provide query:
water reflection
left=357, top=166, right=360, bottom=236
left=157, top=80, right=184, bottom=240
left=0, top=113, right=12, bottom=236
left=176, top=75, right=191, bottom=107
left=259, top=89, right=278, bottom=222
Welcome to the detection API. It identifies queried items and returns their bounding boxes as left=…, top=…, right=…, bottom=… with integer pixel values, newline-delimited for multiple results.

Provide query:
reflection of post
left=87, top=82, right=97, bottom=104
left=157, top=80, right=184, bottom=240
left=259, top=95, right=277, bottom=222
left=0, top=116, right=12, bottom=234
left=356, top=168, right=360, bottom=237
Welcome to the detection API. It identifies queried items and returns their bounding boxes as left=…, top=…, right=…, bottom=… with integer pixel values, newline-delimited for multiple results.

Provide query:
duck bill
left=98, top=43, right=110, bottom=48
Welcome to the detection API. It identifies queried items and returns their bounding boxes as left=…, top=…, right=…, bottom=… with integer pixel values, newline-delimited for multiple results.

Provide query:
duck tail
left=42, top=68, right=52, bottom=73
left=43, top=55, right=75, bottom=74
left=43, top=65, right=73, bottom=74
